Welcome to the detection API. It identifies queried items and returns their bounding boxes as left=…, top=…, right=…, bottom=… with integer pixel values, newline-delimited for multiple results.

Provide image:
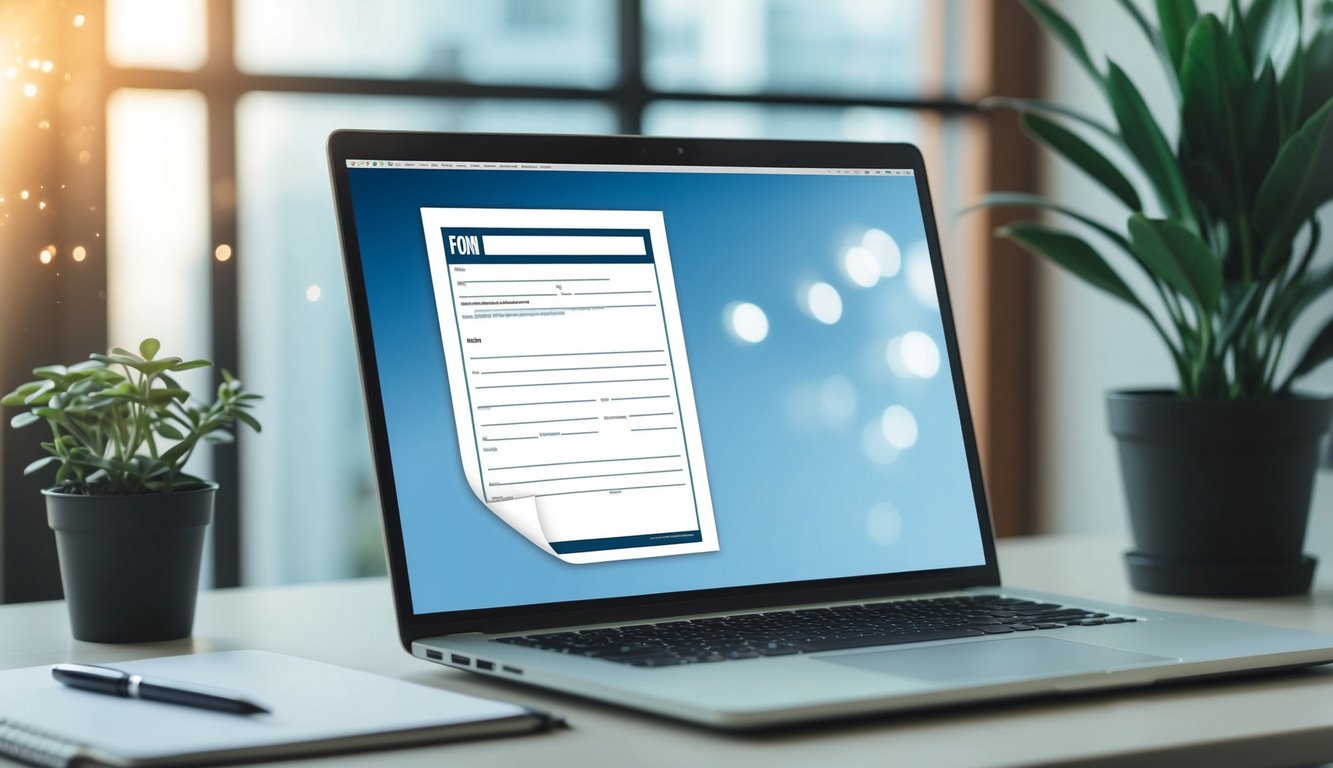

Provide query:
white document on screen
left=421, top=207, right=718, bottom=564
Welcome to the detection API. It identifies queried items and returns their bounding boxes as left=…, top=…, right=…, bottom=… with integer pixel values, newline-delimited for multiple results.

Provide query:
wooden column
left=960, top=0, right=1043, bottom=537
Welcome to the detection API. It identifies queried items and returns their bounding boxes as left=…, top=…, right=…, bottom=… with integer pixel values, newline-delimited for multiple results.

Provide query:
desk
left=4, top=533, right=1333, bottom=768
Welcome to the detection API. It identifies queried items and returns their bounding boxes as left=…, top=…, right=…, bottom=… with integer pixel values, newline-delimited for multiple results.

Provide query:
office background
left=0, top=0, right=1329, bottom=604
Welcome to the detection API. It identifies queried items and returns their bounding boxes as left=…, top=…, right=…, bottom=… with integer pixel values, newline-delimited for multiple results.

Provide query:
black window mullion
left=618, top=0, right=646, bottom=134
left=208, top=0, right=242, bottom=588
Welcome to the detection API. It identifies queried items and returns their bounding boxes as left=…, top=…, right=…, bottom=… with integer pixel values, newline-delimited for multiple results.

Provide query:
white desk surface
left=4, top=533, right=1333, bottom=768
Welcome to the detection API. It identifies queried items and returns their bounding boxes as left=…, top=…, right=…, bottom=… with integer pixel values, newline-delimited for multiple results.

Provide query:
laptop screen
left=342, top=156, right=986, bottom=616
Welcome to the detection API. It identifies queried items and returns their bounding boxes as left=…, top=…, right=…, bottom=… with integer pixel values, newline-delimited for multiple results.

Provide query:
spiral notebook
left=0, top=651, right=561, bottom=767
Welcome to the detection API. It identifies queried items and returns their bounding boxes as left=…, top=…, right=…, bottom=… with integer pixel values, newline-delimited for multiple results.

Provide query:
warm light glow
left=305, top=284, right=322, bottom=302
left=46, top=244, right=56, bottom=256
left=72, top=246, right=87, bottom=262
left=22, top=83, right=36, bottom=98
left=37, top=200, right=46, bottom=210
left=74, top=14, right=86, bottom=27
left=78, top=150, right=91, bottom=163
left=19, top=190, right=29, bottom=200
left=107, top=0, right=208, bottom=70
left=4, top=67, right=16, bottom=79
left=28, top=59, right=39, bottom=70
left=214, top=243, right=232, bottom=261
left=39, top=248, right=53, bottom=264
left=41, top=60, right=53, bottom=73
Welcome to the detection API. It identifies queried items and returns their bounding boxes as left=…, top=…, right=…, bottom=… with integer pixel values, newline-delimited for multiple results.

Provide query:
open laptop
left=327, top=131, right=1333, bottom=728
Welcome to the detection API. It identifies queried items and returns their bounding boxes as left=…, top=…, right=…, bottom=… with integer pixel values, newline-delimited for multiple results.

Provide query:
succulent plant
left=2, top=339, right=260, bottom=494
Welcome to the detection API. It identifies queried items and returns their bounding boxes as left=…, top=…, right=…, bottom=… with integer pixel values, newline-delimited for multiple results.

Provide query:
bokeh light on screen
left=726, top=301, right=769, bottom=343
left=898, top=330, right=940, bottom=378
left=880, top=404, right=918, bottom=449
left=802, top=281, right=843, bottom=324
left=842, top=244, right=879, bottom=288
left=862, top=419, right=900, bottom=464
left=861, top=227, right=901, bottom=277
left=884, top=336, right=910, bottom=378
left=819, top=375, right=857, bottom=424
left=866, top=502, right=904, bottom=546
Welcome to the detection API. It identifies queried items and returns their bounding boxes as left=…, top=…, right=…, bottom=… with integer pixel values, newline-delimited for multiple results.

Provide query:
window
left=90, top=0, right=981, bottom=588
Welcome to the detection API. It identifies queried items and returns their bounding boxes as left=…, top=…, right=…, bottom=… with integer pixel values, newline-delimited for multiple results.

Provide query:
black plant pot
left=1107, top=391, right=1333, bottom=597
left=45, top=483, right=215, bottom=642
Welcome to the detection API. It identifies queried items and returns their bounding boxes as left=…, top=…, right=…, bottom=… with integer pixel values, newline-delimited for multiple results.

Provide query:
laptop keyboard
left=493, top=595, right=1136, bottom=667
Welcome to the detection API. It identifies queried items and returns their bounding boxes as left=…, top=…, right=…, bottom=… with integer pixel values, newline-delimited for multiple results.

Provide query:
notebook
left=0, top=651, right=560, bottom=767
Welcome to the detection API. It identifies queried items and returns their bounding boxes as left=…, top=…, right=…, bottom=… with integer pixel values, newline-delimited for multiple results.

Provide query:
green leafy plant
left=973, top=0, right=1333, bottom=398
left=1, top=339, right=261, bottom=495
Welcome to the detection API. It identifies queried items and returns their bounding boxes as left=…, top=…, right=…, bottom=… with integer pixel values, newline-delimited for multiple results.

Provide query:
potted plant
left=2, top=339, right=260, bottom=641
left=974, top=0, right=1333, bottom=595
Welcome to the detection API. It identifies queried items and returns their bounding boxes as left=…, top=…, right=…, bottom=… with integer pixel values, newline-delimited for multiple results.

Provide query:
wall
left=1035, top=0, right=1333, bottom=537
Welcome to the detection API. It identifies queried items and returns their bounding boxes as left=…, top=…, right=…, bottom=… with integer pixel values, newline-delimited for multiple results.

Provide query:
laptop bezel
left=327, top=130, right=1001, bottom=646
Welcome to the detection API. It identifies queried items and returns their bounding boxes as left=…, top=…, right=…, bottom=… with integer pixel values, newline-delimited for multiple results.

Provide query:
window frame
left=0, top=0, right=1039, bottom=600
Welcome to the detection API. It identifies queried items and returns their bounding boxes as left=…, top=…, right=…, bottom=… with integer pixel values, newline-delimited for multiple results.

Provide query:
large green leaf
left=979, top=97, right=1119, bottom=141
left=1268, top=256, right=1333, bottom=336
left=1213, top=282, right=1262, bottom=355
left=998, top=222, right=1144, bottom=310
left=1179, top=15, right=1249, bottom=201
left=1286, top=314, right=1333, bottom=383
left=1245, top=0, right=1302, bottom=76
left=1021, top=113, right=1142, bottom=209
left=1128, top=214, right=1223, bottom=313
left=1241, top=62, right=1283, bottom=193
left=1226, top=0, right=1253, bottom=66
left=961, top=192, right=1134, bottom=253
left=1253, top=98, right=1333, bottom=273
left=1117, top=0, right=1181, bottom=101
left=1157, top=0, right=1200, bottom=73
left=1298, top=2, right=1333, bottom=125
left=1182, top=156, right=1237, bottom=220
left=1106, top=63, right=1194, bottom=221
left=1022, top=0, right=1101, bottom=83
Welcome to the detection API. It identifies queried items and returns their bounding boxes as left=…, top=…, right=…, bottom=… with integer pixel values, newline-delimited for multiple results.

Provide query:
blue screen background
left=346, top=167, right=986, bottom=615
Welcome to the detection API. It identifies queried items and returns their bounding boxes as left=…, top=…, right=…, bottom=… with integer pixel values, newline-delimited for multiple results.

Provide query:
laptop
left=326, top=131, right=1333, bottom=728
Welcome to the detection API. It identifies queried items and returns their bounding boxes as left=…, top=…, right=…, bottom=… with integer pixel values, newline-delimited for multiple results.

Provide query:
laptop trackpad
left=818, top=637, right=1173, bottom=682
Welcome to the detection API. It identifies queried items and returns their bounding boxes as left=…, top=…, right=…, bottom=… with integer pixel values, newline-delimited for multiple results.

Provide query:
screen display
left=344, top=160, right=986, bottom=615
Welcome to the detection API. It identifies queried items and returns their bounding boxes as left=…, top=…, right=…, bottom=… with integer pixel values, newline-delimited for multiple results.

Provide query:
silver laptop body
left=328, top=131, right=1333, bottom=729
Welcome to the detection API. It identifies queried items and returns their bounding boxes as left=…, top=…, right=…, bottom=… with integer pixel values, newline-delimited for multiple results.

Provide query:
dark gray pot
left=1107, top=391, right=1333, bottom=597
left=45, top=483, right=215, bottom=642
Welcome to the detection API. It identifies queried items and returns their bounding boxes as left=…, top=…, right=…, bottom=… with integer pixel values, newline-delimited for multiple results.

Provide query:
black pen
left=51, top=663, right=271, bottom=716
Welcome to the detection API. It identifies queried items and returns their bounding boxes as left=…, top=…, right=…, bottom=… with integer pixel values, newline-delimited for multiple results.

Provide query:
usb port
left=425, top=649, right=443, bottom=661
left=450, top=654, right=471, bottom=666
left=502, top=665, right=523, bottom=675
left=476, top=660, right=495, bottom=671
